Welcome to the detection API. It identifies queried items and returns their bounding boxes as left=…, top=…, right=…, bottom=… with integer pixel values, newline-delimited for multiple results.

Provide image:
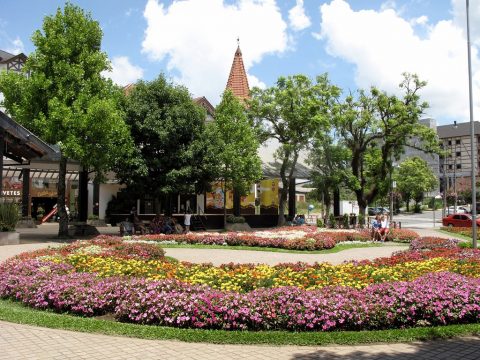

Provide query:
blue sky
left=0, top=0, right=478, bottom=125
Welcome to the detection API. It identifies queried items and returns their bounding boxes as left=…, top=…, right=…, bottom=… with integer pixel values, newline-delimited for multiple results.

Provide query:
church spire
left=226, top=40, right=250, bottom=100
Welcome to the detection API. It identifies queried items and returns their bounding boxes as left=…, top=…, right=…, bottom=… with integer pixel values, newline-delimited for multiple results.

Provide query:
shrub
left=342, top=214, right=349, bottom=229
left=316, top=218, right=324, bottom=228
left=0, top=202, right=20, bottom=231
left=387, top=228, right=419, bottom=243
left=88, top=214, right=99, bottom=220
left=226, top=215, right=246, bottom=223
left=328, top=213, right=336, bottom=228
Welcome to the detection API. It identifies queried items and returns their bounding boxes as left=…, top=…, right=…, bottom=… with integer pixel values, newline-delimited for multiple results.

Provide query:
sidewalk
left=1, top=321, right=479, bottom=360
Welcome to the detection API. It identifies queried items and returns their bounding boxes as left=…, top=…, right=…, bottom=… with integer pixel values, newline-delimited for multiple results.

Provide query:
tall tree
left=0, top=3, right=134, bottom=237
left=118, top=75, right=215, bottom=209
left=249, top=74, right=340, bottom=225
left=395, top=156, right=438, bottom=212
left=333, top=73, right=440, bottom=222
left=205, top=90, right=262, bottom=226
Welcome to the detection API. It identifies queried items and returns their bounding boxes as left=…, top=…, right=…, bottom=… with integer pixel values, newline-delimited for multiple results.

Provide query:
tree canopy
left=0, top=3, right=134, bottom=236
left=332, top=73, right=440, bottom=220
left=118, top=75, right=216, bottom=202
left=249, top=74, right=340, bottom=224
left=395, top=156, right=438, bottom=211
left=205, top=90, right=262, bottom=225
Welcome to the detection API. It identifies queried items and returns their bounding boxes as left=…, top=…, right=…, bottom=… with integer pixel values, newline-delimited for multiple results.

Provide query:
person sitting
left=132, top=214, right=147, bottom=235
left=371, top=214, right=381, bottom=241
left=379, top=215, right=389, bottom=242
left=293, top=214, right=305, bottom=226
left=171, top=217, right=184, bottom=234
left=162, top=216, right=174, bottom=235
left=119, top=218, right=134, bottom=236
left=150, top=214, right=164, bottom=234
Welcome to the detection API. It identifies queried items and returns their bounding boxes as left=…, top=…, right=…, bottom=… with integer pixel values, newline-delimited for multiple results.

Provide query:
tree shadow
left=291, top=337, right=480, bottom=360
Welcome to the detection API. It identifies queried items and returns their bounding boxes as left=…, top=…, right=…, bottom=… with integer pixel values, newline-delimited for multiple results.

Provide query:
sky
left=0, top=0, right=479, bottom=125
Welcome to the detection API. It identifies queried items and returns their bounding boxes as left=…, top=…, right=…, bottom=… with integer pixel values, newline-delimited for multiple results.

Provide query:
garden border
left=1, top=299, right=479, bottom=346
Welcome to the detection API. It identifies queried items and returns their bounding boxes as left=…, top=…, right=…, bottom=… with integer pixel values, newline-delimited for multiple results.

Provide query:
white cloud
left=103, top=56, right=144, bottom=86
left=410, top=15, right=428, bottom=26
left=248, top=74, right=266, bottom=89
left=5, top=36, right=24, bottom=54
left=142, top=0, right=288, bottom=104
left=451, top=0, right=480, bottom=46
left=319, top=0, right=480, bottom=123
left=289, top=0, right=311, bottom=31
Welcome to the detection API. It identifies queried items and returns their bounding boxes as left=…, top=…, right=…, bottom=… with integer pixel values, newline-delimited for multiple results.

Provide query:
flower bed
left=441, top=227, right=480, bottom=239
left=131, top=227, right=417, bottom=251
left=410, top=237, right=459, bottom=251
left=2, top=259, right=480, bottom=331
left=2, top=237, right=479, bottom=332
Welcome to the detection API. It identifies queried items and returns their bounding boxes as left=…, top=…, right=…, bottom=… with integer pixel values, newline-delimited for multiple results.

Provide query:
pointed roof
left=226, top=45, right=250, bottom=100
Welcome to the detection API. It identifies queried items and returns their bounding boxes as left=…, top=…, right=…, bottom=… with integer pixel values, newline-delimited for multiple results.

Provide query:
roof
left=0, top=50, right=27, bottom=64
left=437, top=121, right=480, bottom=139
left=193, top=96, right=215, bottom=117
left=0, top=111, right=56, bottom=162
left=226, top=46, right=250, bottom=99
left=259, top=139, right=312, bottom=179
left=123, top=83, right=135, bottom=96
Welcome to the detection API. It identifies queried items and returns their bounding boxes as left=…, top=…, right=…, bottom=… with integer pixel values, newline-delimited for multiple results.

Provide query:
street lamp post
left=433, top=194, right=442, bottom=228
left=466, top=0, right=477, bottom=248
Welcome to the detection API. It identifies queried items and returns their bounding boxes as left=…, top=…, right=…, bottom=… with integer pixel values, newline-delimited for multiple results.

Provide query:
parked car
left=442, top=213, right=480, bottom=227
left=444, top=206, right=469, bottom=214
left=368, top=207, right=390, bottom=216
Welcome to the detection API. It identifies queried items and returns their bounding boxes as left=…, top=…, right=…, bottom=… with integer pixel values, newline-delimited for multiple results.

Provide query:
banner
left=206, top=182, right=233, bottom=209
left=259, top=179, right=279, bottom=213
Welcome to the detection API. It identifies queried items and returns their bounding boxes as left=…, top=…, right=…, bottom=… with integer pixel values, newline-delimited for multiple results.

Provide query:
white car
left=445, top=206, right=469, bottom=214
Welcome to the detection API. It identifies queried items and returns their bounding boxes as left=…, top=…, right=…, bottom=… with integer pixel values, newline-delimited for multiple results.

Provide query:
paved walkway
left=1, top=321, right=479, bottom=360
left=163, top=245, right=408, bottom=266
left=1, top=225, right=479, bottom=359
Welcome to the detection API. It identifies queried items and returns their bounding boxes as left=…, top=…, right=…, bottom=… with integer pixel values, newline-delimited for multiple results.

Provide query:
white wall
left=196, top=194, right=205, bottom=214
left=340, top=200, right=359, bottom=215
left=99, top=183, right=126, bottom=220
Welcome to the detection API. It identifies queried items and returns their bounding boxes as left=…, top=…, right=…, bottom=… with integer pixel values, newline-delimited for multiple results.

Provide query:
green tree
left=395, top=156, right=438, bottom=212
left=308, top=136, right=351, bottom=219
left=205, top=90, right=262, bottom=226
left=333, top=73, right=440, bottom=222
left=0, top=3, right=134, bottom=237
left=249, top=74, right=340, bottom=225
left=118, top=75, right=216, bottom=211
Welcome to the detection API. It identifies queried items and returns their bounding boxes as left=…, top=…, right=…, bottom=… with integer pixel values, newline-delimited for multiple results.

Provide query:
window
left=448, top=164, right=453, bottom=170
left=453, top=215, right=461, bottom=220
left=456, top=164, right=462, bottom=169
left=456, top=139, right=461, bottom=145
left=456, top=151, right=461, bottom=157
left=448, top=140, right=452, bottom=146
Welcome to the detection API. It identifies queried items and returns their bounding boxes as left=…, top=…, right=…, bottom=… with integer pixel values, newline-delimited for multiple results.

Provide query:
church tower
left=226, top=42, right=250, bottom=100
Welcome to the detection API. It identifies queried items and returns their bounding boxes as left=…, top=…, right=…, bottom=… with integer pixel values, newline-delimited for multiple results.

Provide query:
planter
left=0, top=231, right=19, bottom=245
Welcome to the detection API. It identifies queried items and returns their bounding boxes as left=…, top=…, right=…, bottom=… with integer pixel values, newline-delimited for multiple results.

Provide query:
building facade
left=437, top=121, right=480, bottom=193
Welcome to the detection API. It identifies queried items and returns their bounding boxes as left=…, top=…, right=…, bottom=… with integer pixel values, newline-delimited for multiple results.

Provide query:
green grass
left=436, top=229, right=476, bottom=242
left=1, top=299, right=479, bottom=345
left=157, top=242, right=388, bottom=254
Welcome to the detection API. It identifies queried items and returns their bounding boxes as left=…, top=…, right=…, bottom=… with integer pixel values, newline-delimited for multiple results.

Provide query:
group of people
left=150, top=214, right=184, bottom=234
left=119, top=207, right=192, bottom=236
left=371, top=214, right=389, bottom=242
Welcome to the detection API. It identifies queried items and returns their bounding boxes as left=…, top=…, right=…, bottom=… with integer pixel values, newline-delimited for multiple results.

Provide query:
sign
left=2, top=190, right=21, bottom=197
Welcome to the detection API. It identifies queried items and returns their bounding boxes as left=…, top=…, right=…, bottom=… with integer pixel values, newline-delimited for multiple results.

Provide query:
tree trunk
left=406, top=197, right=410, bottom=212
left=278, top=182, right=288, bottom=226
left=57, top=155, right=69, bottom=238
left=223, top=182, right=227, bottom=229
left=358, top=205, right=366, bottom=227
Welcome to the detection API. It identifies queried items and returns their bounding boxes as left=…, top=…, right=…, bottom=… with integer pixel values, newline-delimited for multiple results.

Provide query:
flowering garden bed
left=130, top=227, right=419, bottom=251
left=2, top=235, right=480, bottom=333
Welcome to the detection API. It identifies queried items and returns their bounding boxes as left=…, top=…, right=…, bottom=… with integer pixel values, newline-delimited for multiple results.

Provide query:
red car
left=442, top=213, right=480, bottom=227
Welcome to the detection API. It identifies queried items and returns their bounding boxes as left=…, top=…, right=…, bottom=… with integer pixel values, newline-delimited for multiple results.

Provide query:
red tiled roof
left=193, top=96, right=215, bottom=116
left=226, top=46, right=250, bottom=99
